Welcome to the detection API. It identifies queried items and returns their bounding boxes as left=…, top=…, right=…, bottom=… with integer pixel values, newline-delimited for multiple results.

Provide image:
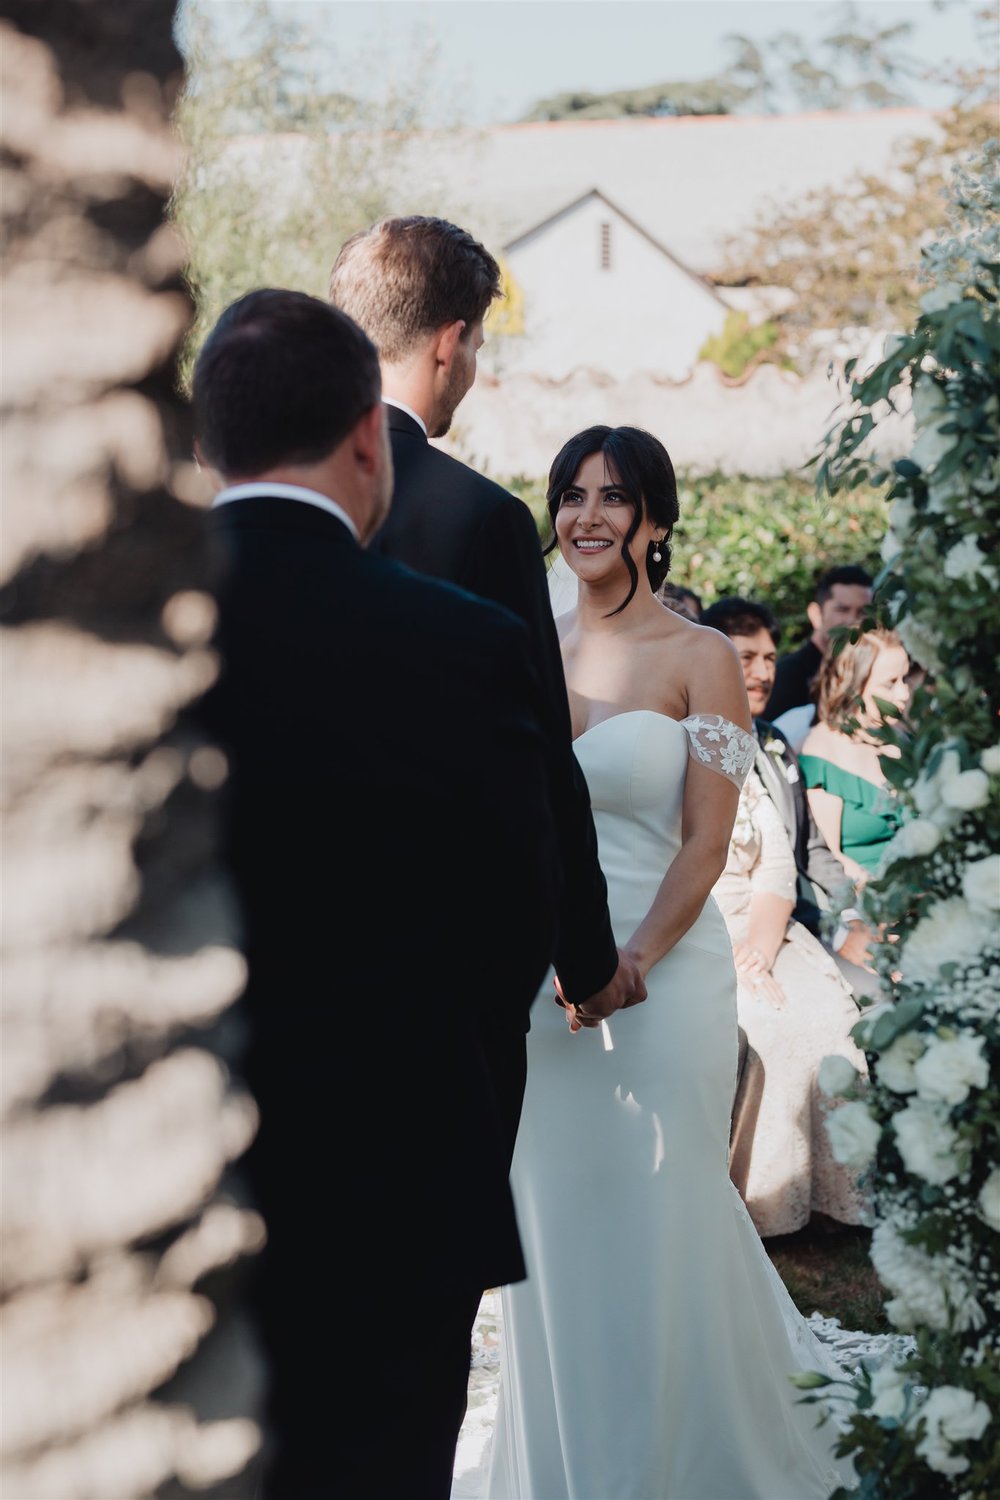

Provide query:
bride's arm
left=623, top=639, right=752, bottom=979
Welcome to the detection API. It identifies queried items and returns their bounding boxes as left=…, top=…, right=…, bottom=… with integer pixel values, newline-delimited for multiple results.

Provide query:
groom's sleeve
left=465, top=496, right=619, bottom=1006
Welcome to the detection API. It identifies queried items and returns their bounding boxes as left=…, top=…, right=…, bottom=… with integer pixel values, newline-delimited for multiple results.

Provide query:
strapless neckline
left=573, top=708, right=686, bottom=745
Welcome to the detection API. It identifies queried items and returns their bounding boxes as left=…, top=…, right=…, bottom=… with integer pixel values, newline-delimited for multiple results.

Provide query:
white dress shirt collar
left=383, top=396, right=428, bottom=437
left=210, top=482, right=359, bottom=542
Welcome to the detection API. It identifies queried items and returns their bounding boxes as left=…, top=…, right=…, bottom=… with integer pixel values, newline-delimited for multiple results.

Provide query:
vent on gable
left=599, top=221, right=612, bottom=270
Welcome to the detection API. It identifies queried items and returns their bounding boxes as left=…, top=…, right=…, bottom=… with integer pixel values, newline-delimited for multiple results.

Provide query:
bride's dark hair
left=544, top=425, right=679, bottom=617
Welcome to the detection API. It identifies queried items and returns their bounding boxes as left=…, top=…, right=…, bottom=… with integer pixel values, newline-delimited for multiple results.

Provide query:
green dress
left=798, top=755, right=902, bottom=875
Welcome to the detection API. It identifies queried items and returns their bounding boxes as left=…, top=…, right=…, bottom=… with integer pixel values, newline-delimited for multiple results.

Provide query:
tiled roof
left=424, top=108, right=939, bottom=273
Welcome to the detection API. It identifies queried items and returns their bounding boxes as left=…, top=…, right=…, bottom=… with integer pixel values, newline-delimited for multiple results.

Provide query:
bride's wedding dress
left=486, top=711, right=857, bottom=1499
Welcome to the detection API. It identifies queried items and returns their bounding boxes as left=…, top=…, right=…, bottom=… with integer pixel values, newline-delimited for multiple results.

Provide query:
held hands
left=554, top=949, right=648, bottom=1034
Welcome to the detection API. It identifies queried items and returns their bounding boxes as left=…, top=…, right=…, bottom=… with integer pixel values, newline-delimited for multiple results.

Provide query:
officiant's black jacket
left=377, top=404, right=618, bottom=1005
left=202, top=495, right=559, bottom=1295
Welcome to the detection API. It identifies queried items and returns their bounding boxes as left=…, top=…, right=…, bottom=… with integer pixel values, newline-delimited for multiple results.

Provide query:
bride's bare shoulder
left=656, top=609, right=739, bottom=663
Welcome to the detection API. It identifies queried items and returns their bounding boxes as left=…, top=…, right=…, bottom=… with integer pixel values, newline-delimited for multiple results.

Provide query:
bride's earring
left=652, top=536, right=664, bottom=563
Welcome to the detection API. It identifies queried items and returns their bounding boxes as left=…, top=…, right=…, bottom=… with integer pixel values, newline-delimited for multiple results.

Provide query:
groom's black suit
left=203, top=494, right=559, bottom=1498
left=377, top=406, right=618, bottom=1031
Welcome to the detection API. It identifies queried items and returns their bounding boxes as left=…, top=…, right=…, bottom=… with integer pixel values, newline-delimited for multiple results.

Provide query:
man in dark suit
left=763, top=564, right=873, bottom=722
left=194, top=289, right=561, bottom=1499
left=328, top=216, right=646, bottom=1070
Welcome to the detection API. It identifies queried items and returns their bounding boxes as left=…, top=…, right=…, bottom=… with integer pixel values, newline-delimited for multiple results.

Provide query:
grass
left=765, top=1219, right=889, bottom=1334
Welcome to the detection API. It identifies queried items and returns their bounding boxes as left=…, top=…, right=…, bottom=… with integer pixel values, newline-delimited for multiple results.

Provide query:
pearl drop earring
left=652, top=538, right=663, bottom=563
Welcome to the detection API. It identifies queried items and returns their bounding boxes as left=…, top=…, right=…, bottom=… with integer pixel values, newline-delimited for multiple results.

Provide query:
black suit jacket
left=764, top=638, right=823, bottom=720
left=201, top=495, right=560, bottom=1295
left=753, top=718, right=847, bottom=936
left=376, top=404, right=618, bottom=1004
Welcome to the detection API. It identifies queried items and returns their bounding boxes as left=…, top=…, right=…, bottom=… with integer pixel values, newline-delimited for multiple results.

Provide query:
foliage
left=522, top=2, right=925, bottom=122
left=170, top=0, right=452, bottom=389
left=697, top=310, right=791, bottom=379
left=717, top=7, right=998, bottom=338
left=796, top=141, right=1000, bottom=1498
left=507, top=470, right=885, bottom=640
left=485, top=257, right=525, bottom=339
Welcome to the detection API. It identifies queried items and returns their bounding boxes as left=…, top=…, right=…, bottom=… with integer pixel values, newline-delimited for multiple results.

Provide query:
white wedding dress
left=486, top=711, right=857, bottom=1500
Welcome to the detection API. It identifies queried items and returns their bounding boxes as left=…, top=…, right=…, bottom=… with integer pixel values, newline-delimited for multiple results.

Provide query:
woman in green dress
left=799, top=627, right=911, bottom=892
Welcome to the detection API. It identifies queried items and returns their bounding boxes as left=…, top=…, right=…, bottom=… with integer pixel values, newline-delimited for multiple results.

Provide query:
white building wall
left=502, top=196, right=727, bottom=380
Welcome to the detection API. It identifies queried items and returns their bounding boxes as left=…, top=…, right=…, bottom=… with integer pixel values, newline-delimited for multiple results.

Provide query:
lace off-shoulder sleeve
left=681, top=714, right=756, bottom=789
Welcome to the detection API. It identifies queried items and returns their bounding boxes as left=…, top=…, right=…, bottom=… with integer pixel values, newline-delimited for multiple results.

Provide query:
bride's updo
left=544, top=425, right=679, bottom=616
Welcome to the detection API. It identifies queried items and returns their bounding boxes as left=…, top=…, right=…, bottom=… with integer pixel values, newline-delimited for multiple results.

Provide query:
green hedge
left=505, top=470, right=886, bottom=647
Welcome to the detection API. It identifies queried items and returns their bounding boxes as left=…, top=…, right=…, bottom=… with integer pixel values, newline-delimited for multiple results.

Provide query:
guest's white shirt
left=210, top=482, right=359, bottom=542
left=382, top=396, right=428, bottom=437
left=772, top=703, right=816, bottom=754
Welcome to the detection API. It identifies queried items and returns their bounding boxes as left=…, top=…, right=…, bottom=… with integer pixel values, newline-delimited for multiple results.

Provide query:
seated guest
left=799, top=628, right=911, bottom=982
left=656, top=581, right=702, bottom=621
left=701, top=596, right=878, bottom=995
left=764, top=564, right=873, bottom=721
left=701, top=597, right=847, bottom=942
left=712, top=758, right=870, bottom=1238
left=800, top=627, right=911, bottom=885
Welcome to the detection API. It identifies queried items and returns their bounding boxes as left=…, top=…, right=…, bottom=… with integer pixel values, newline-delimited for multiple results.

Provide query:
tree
left=796, top=140, right=1000, bottom=1498
left=715, top=5, right=998, bottom=340
left=522, top=1, right=927, bottom=123
left=1, top=2, right=261, bottom=1495
left=171, top=0, right=453, bottom=385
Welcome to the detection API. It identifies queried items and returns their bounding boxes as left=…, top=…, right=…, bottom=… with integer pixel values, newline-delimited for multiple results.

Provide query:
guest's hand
left=555, top=949, right=647, bottom=1033
left=836, top=919, right=876, bottom=971
left=733, top=943, right=771, bottom=978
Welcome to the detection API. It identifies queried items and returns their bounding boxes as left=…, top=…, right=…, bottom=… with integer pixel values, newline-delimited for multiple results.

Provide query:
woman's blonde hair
left=815, top=627, right=903, bottom=730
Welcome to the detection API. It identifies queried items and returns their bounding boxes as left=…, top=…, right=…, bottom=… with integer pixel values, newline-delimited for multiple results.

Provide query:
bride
left=486, top=426, right=856, bottom=1499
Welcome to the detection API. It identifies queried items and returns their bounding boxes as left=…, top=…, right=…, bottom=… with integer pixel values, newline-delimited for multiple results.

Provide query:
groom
left=195, top=289, right=560, bottom=1497
left=329, top=216, right=646, bottom=1098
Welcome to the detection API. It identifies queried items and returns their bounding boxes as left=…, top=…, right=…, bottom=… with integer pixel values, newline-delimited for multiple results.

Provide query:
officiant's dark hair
left=545, top=426, right=679, bottom=617
left=193, top=289, right=381, bottom=478
left=328, top=216, right=502, bottom=361
left=701, top=597, right=780, bottom=646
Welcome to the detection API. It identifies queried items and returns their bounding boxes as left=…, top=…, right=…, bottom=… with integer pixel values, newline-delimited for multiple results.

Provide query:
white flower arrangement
left=806, top=142, right=999, bottom=1497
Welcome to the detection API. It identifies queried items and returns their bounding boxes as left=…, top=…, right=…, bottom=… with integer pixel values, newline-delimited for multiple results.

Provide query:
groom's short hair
left=328, top=216, right=502, bottom=362
left=193, top=288, right=381, bottom=478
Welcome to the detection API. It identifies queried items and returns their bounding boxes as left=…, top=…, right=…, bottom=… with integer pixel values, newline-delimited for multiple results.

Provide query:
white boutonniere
left=764, top=737, right=785, bottom=757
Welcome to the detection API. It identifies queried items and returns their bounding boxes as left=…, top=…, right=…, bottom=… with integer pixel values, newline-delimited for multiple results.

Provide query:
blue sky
left=182, top=1, right=988, bottom=124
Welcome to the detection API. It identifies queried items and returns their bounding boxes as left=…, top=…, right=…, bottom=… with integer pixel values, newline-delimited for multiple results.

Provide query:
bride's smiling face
left=556, top=451, right=651, bottom=576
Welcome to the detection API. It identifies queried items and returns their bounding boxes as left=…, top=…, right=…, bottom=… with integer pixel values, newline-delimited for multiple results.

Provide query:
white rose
left=943, top=534, right=986, bottom=581
left=889, top=496, right=916, bottom=536
left=911, top=422, right=953, bottom=474
left=978, top=1169, right=1000, bottom=1231
left=826, top=1100, right=880, bottom=1168
left=869, top=1362, right=909, bottom=1420
left=876, top=1030, right=925, bottom=1094
left=893, top=1100, right=962, bottom=1184
left=880, top=528, right=902, bottom=566
left=911, top=377, right=948, bottom=427
left=913, top=1033, right=989, bottom=1106
left=981, top=744, right=1000, bottom=775
left=897, top=614, right=944, bottom=674
left=818, top=1054, right=860, bottom=1097
left=962, top=853, right=1000, bottom=913
left=901, top=896, right=986, bottom=984
left=919, top=282, right=965, bottom=314
left=872, top=1223, right=985, bottom=1333
left=882, top=818, right=941, bottom=867
left=942, top=768, right=990, bottom=811
left=914, top=1385, right=991, bottom=1476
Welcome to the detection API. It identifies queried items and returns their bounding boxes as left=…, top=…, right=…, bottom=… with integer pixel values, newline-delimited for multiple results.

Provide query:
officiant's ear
left=434, top=319, right=467, bottom=370
left=352, top=401, right=385, bottom=476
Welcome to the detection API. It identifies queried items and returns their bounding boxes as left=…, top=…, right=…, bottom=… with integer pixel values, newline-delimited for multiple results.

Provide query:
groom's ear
left=433, top=319, right=467, bottom=371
